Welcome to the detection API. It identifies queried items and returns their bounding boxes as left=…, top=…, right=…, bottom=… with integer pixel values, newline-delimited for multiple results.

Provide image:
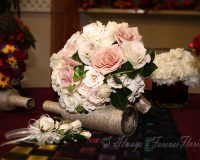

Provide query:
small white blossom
left=70, top=120, right=82, bottom=129
left=59, top=124, right=72, bottom=133
left=80, top=131, right=92, bottom=139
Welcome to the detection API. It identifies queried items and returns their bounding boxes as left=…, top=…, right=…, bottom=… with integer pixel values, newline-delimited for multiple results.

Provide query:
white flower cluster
left=151, top=48, right=200, bottom=87
left=50, top=21, right=151, bottom=113
left=28, top=115, right=91, bottom=145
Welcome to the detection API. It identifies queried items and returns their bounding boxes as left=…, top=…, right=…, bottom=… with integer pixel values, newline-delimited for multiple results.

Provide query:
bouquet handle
left=43, top=100, right=138, bottom=136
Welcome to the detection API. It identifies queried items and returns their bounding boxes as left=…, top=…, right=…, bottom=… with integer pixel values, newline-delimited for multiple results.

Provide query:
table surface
left=0, top=88, right=200, bottom=159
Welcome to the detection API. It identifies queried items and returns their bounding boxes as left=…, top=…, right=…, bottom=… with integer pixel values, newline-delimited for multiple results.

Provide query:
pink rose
left=64, top=45, right=77, bottom=57
left=64, top=57, right=81, bottom=67
left=91, top=44, right=123, bottom=75
left=58, top=66, right=74, bottom=87
left=62, top=46, right=81, bottom=67
left=114, top=27, right=142, bottom=44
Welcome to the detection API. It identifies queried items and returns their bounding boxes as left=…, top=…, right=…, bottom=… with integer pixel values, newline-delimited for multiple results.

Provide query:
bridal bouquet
left=50, top=21, right=157, bottom=113
left=151, top=48, right=200, bottom=87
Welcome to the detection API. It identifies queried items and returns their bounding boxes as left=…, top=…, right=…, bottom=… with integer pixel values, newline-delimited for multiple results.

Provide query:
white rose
left=39, top=115, right=55, bottom=131
left=82, top=100, right=96, bottom=112
left=59, top=124, right=72, bottom=133
left=83, top=67, right=104, bottom=88
left=77, top=83, right=91, bottom=98
left=50, top=52, right=65, bottom=70
left=98, top=84, right=112, bottom=99
left=76, top=35, right=96, bottom=65
left=80, top=131, right=92, bottom=139
left=88, top=84, right=112, bottom=104
left=51, top=70, right=61, bottom=94
left=70, top=120, right=82, bottom=129
left=59, top=93, right=82, bottom=113
left=121, top=40, right=150, bottom=69
left=64, top=31, right=80, bottom=49
left=82, top=21, right=105, bottom=46
left=99, top=21, right=118, bottom=47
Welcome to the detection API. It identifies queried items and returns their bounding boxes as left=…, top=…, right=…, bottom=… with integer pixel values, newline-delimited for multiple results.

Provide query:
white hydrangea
left=151, top=48, right=200, bottom=87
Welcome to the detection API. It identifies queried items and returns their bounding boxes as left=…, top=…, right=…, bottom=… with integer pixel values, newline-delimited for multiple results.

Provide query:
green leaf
left=63, top=134, right=87, bottom=141
left=72, top=52, right=81, bottom=62
left=127, top=69, right=142, bottom=79
left=110, top=87, right=132, bottom=110
left=141, top=63, right=157, bottom=77
left=147, top=48, right=156, bottom=63
left=73, top=66, right=85, bottom=81
left=67, top=85, right=75, bottom=93
left=111, top=61, right=134, bottom=75
left=76, top=105, right=88, bottom=114
left=112, top=75, right=122, bottom=84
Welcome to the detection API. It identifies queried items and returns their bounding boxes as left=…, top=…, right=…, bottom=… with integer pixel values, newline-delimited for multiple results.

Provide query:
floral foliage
left=50, top=21, right=156, bottom=113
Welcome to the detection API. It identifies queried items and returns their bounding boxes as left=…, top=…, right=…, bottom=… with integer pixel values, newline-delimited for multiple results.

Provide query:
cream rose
left=99, top=21, right=118, bottom=47
left=121, top=40, right=150, bottom=69
left=70, top=120, right=82, bottom=129
left=114, top=27, right=142, bottom=44
left=59, top=124, right=72, bottom=133
left=39, top=115, right=55, bottom=131
left=59, top=93, right=82, bottom=112
left=50, top=51, right=65, bottom=70
left=64, top=31, right=80, bottom=49
left=77, top=83, right=91, bottom=98
left=88, top=84, right=112, bottom=105
left=82, top=100, right=96, bottom=112
left=77, top=35, right=96, bottom=65
left=80, top=131, right=92, bottom=139
left=91, top=44, right=123, bottom=75
left=82, top=21, right=105, bottom=46
left=83, top=67, right=104, bottom=88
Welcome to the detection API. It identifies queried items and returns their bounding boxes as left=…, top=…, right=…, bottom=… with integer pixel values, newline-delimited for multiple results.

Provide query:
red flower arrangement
left=188, top=34, right=200, bottom=56
left=80, top=0, right=200, bottom=11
